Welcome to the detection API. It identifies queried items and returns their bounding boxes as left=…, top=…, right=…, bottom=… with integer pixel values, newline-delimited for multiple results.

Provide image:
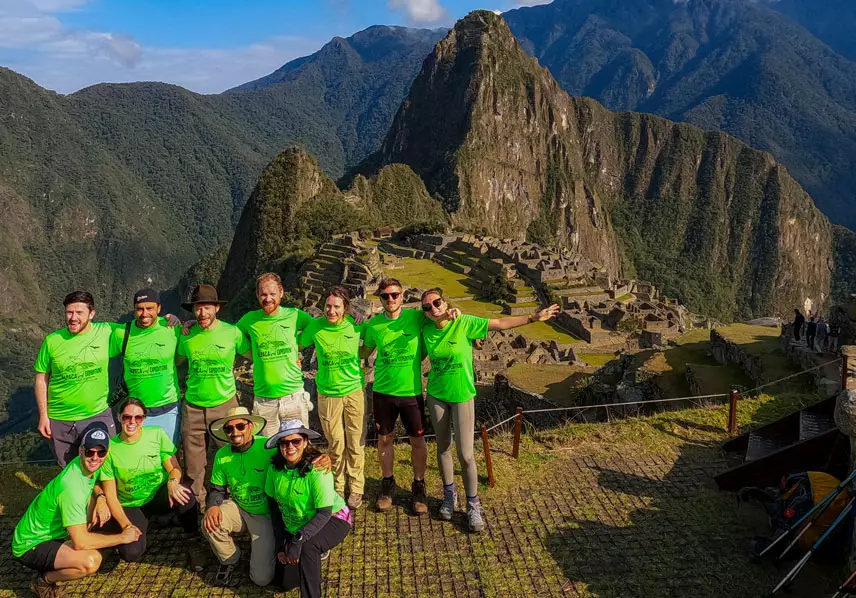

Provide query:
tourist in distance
left=360, top=278, right=458, bottom=515
left=265, top=420, right=352, bottom=598
left=299, top=286, right=366, bottom=509
left=792, top=309, right=805, bottom=342
left=12, top=422, right=141, bottom=598
left=110, top=288, right=182, bottom=444
left=419, top=288, right=560, bottom=532
left=828, top=320, right=841, bottom=353
left=96, top=398, right=205, bottom=569
left=177, top=284, right=251, bottom=504
left=202, top=407, right=331, bottom=587
left=806, top=315, right=817, bottom=351
left=237, top=272, right=315, bottom=433
left=815, top=316, right=828, bottom=356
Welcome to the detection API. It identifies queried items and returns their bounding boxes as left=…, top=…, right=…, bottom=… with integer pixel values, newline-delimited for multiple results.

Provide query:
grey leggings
left=427, top=395, right=478, bottom=497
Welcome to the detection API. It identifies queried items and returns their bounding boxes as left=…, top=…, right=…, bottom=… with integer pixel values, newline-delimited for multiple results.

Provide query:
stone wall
left=710, top=329, right=765, bottom=384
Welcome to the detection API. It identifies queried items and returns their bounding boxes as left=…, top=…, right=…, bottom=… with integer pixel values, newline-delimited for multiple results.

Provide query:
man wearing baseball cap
left=177, top=284, right=251, bottom=504
left=110, top=288, right=182, bottom=444
left=12, top=422, right=142, bottom=597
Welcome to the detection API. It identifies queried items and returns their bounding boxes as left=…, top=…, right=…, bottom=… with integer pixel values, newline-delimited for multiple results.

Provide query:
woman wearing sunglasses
left=96, top=398, right=205, bottom=568
left=265, top=420, right=351, bottom=598
left=298, top=286, right=365, bottom=509
left=420, top=288, right=560, bottom=532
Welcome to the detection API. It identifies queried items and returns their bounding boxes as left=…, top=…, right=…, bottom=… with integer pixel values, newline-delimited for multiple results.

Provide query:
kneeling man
left=12, top=422, right=140, bottom=597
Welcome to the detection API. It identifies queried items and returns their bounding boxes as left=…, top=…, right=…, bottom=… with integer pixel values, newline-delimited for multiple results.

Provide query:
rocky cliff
left=370, top=10, right=833, bottom=320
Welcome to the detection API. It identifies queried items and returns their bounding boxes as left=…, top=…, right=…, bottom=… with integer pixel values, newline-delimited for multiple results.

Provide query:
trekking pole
left=758, top=468, right=856, bottom=559
left=832, top=571, right=856, bottom=598
left=771, top=496, right=856, bottom=595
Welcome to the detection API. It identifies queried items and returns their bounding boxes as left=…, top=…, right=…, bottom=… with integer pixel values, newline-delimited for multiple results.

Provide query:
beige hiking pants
left=202, top=499, right=276, bottom=587
left=253, top=389, right=312, bottom=436
left=318, top=389, right=366, bottom=495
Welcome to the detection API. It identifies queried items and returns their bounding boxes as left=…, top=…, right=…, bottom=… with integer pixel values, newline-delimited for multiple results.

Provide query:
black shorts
left=15, top=540, right=63, bottom=574
left=372, top=392, right=425, bottom=437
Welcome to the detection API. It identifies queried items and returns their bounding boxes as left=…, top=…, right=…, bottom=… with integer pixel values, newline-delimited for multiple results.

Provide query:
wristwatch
left=293, top=531, right=304, bottom=543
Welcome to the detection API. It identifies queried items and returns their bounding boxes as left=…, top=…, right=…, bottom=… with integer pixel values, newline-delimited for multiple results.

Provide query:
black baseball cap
left=80, top=421, right=111, bottom=450
left=133, top=288, right=161, bottom=305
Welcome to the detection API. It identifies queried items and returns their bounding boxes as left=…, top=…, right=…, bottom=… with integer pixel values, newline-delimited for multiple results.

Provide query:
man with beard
left=12, top=422, right=141, bottom=597
left=237, top=273, right=314, bottom=435
left=110, top=289, right=182, bottom=444
left=203, top=407, right=331, bottom=587
left=177, top=285, right=251, bottom=504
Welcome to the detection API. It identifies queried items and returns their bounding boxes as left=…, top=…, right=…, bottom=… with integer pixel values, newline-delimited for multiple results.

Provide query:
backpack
left=740, top=471, right=851, bottom=555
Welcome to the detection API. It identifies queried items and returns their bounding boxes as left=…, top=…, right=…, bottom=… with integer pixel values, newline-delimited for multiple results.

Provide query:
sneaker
left=214, top=562, right=238, bottom=587
left=186, top=535, right=208, bottom=572
left=376, top=477, right=394, bottom=512
left=467, top=501, right=485, bottom=533
left=347, top=492, right=363, bottom=509
left=29, top=575, right=66, bottom=598
left=321, top=550, right=331, bottom=561
left=411, top=480, right=428, bottom=516
left=439, top=486, right=457, bottom=521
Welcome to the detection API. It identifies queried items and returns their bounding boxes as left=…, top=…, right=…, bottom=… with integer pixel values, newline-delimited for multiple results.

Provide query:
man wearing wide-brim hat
left=203, top=407, right=331, bottom=587
left=177, top=285, right=251, bottom=505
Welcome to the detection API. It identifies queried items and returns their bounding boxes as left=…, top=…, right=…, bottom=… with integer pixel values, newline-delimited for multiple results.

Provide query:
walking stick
left=831, top=571, right=856, bottom=598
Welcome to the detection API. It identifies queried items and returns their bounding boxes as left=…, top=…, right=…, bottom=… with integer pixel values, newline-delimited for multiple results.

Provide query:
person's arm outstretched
left=488, top=304, right=560, bottom=331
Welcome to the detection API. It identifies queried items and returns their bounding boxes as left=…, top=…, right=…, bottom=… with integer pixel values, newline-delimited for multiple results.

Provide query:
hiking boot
left=29, top=575, right=66, bottom=598
left=467, top=500, right=485, bottom=533
left=347, top=492, right=363, bottom=509
left=186, top=535, right=208, bottom=572
left=376, top=477, right=394, bottom=512
left=439, top=486, right=457, bottom=521
left=411, top=480, right=428, bottom=516
left=214, top=562, right=238, bottom=587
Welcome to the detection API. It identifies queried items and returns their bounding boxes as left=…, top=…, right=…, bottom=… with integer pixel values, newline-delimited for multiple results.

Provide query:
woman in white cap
left=265, top=419, right=352, bottom=598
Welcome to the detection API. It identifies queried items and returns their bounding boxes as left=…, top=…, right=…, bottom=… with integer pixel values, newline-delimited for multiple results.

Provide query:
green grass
left=715, top=323, right=799, bottom=383
left=506, top=362, right=594, bottom=405
left=580, top=353, right=617, bottom=367
left=393, top=257, right=473, bottom=298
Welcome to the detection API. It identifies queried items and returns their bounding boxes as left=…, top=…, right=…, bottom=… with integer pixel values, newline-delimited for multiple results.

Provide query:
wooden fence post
left=512, top=407, right=524, bottom=459
left=481, top=425, right=495, bottom=488
left=727, top=389, right=739, bottom=435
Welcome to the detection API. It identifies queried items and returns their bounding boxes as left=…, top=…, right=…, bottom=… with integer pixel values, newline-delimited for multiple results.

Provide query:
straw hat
left=209, top=406, right=266, bottom=442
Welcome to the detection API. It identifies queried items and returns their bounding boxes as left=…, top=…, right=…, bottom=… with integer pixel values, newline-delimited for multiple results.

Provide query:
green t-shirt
left=211, top=436, right=274, bottom=516
left=177, top=320, right=250, bottom=407
left=422, top=314, right=490, bottom=403
left=299, top=319, right=363, bottom=397
left=12, top=457, right=97, bottom=557
left=34, top=322, right=120, bottom=421
left=110, top=318, right=180, bottom=409
left=264, top=464, right=346, bottom=534
left=100, top=426, right=176, bottom=507
left=237, top=307, right=313, bottom=399
left=362, top=309, right=425, bottom=397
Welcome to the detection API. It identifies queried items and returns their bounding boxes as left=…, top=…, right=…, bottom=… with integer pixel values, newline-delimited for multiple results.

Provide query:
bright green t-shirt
left=211, top=436, right=274, bottom=516
left=362, top=309, right=424, bottom=397
left=177, top=320, right=251, bottom=408
left=237, top=307, right=313, bottom=399
left=264, top=464, right=346, bottom=534
left=422, top=314, right=490, bottom=403
left=110, top=318, right=180, bottom=409
left=34, top=322, right=120, bottom=421
left=299, top=319, right=363, bottom=397
left=100, top=426, right=176, bottom=507
left=12, top=457, right=97, bottom=557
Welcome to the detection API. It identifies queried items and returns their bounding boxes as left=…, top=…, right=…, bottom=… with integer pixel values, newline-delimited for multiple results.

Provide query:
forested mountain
left=504, top=0, right=856, bottom=230
left=364, top=10, right=832, bottom=320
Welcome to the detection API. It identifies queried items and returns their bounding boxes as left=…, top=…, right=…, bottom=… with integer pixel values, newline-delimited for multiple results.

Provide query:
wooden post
left=481, top=425, right=495, bottom=488
left=511, top=407, right=524, bottom=459
left=727, top=389, right=739, bottom=435
left=842, top=350, right=850, bottom=391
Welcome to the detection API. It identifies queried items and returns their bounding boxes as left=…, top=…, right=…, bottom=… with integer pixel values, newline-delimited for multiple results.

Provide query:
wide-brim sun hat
left=181, top=283, right=228, bottom=312
left=264, top=418, right=321, bottom=449
left=209, top=406, right=267, bottom=442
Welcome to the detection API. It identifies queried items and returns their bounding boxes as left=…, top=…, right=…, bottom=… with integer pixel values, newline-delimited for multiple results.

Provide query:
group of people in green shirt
left=13, top=274, right=558, bottom=597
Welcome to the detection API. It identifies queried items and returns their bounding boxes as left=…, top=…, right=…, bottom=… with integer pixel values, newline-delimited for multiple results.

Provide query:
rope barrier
left=522, top=393, right=730, bottom=415
left=743, top=358, right=841, bottom=396
left=484, top=413, right=519, bottom=433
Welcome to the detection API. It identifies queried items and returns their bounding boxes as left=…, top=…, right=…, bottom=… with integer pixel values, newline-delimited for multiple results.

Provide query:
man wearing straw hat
left=203, top=407, right=331, bottom=587
left=178, top=285, right=251, bottom=505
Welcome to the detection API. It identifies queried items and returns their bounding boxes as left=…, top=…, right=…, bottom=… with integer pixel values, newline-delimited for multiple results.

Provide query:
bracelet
left=168, top=478, right=180, bottom=485
left=527, top=313, right=534, bottom=323
left=95, top=493, right=106, bottom=501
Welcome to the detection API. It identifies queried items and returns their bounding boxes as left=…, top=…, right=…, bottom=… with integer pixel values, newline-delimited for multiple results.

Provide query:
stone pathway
left=0, top=445, right=832, bottom=597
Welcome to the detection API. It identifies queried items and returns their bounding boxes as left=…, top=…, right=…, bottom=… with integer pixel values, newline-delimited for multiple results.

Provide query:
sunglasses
left=84, top=448, right=107, bottom=458
left=421, top=298, right=444, bottom=312
left=279, top=437, right=304, bottom=448
left=223, top=422, right=249, bottom=434
left=379, top=292, right=401, bottom=300
left=121, top=414, right=144, bottom=423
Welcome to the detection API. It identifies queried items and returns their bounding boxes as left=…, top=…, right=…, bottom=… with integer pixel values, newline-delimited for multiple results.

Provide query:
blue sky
left=0, top=0, right=551, bottom=94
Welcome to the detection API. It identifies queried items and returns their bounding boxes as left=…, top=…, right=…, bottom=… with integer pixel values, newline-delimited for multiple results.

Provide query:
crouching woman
left=265, top=420, right=351, bottom=598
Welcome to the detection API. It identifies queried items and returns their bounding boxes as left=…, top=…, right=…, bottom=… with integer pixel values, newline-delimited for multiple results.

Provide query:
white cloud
left=388, top=0, right=447, bottom=24
left=0, top=0, right=322, bottom=93
left=512, top=0, right=553, bottom=6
